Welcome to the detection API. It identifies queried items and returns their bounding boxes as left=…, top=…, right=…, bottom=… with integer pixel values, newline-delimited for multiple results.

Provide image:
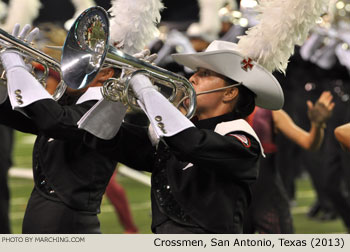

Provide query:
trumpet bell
left=61, top=7, right=109, bottom=90
left=61, top=7, right=197, bottom=119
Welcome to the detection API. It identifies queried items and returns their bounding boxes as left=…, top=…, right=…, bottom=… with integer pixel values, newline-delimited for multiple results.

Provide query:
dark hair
left=224, top=77, right=256, bottom=119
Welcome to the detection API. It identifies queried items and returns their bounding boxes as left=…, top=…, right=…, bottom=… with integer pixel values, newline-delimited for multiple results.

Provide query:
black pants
left=0, top=125, right=13, bottom=234
left=23, top=188, right=101, bottom=234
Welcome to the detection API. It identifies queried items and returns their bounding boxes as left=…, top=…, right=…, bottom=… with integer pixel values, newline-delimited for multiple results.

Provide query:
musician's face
left=45, top=77, right=78, bottom=96
left=188, top=68, right=236, bottom=119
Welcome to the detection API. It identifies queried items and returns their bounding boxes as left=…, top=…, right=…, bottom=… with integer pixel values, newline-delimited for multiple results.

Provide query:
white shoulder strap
left=215, top=119, right=265, bottom=157
left=76, top=87, right=103, bottom=104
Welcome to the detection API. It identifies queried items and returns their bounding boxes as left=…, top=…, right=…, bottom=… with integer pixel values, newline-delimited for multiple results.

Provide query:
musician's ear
left=98, top=68, right=115, bottom=80
left=223, top=86, right=239, bottom=103
left=87, top=68, right=115, bottom=88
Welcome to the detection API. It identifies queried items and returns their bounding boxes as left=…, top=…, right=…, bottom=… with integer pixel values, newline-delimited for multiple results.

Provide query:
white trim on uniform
left=75, top=86, right=103, bottom=104
left=215, top=119, right=265, bottom=157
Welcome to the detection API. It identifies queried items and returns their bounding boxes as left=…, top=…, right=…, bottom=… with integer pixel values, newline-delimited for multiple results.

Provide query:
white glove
left=78, top=98, right=127, bottom=140
left=13, top=23, right=39, bottom=42
left=310, top=38, right=337, bottom=70
left=1, top=23, right=39, bottom=72
left=155, top=29, right=195, bottom=66
left=0, top=24, right=40, bottom=105
left=128, top=73, right=156, bottom=101
left=300, top=32, right=325, bottom=61
left=77, top=48, right=157, bottom=140
left=335, top=44, right=350, bottom=71
left=338, top=32, right=350, bottom=45
left=133, top=49, right=158, bottom=63
left=335, top=31, right=350, bottom=72
left=166, top=29, right=196, bottom=53
left=0, top=24, right=51, bottom=110
left=129, top=74, right=194, bottom=137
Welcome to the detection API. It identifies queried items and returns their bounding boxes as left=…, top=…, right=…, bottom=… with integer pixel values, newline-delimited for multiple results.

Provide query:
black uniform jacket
left=85, top=113, right=261, bottom=233
left=0, top=97, right=117, bottom=213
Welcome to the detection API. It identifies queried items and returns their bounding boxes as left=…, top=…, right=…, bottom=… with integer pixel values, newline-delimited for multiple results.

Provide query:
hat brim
left=172, top=50, right=284, bottom=110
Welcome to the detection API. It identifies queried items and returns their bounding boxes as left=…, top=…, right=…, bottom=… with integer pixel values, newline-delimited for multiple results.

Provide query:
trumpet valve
left=102, top=78, right=125, bottom=102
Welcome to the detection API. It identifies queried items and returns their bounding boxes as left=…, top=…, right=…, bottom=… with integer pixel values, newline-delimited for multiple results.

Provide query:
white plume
left=1, top=0, right=41, bottom=32
left=237, top=0, right=330, bottom=73
left=109, top=0, right=164, bottom=54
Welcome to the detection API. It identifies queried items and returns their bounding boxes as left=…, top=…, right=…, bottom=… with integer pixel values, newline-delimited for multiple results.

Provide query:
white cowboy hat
left=172, top=40, right=284, bottom=110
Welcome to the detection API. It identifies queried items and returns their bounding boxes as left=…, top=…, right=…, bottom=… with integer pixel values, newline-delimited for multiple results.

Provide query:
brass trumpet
left=0, top=28, right=66, bottom=101
left=61, top=7, right=196, bottom=119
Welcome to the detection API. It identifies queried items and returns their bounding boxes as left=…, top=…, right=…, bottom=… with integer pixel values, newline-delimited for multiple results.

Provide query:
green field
left=7, top=131, right=348, bottom=234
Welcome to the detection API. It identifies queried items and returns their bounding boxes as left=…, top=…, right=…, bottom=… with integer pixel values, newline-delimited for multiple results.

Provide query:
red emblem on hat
left=241, top=58, right=254, bottom=71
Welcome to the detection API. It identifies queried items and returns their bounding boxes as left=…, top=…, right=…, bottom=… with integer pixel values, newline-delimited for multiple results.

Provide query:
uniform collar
left=192, top=113, right=237, bottom=130
left=58, top=87, right=102, bottom=106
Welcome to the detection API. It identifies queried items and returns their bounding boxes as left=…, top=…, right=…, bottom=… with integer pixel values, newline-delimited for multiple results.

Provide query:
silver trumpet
left=0, top=28, right=66, bottom=101
left=61, top=7, right=196, bottom=119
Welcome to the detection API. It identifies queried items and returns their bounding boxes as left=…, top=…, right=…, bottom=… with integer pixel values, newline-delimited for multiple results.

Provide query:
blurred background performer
left=105, top=170, right=139, bottom=233
left=277, top=0, right=350, bottom=230
left=221, top=0, right=335, bottom=234
left=244, top=91, right=334, bottom=234
left=308, top=0, right=350, bottom=233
